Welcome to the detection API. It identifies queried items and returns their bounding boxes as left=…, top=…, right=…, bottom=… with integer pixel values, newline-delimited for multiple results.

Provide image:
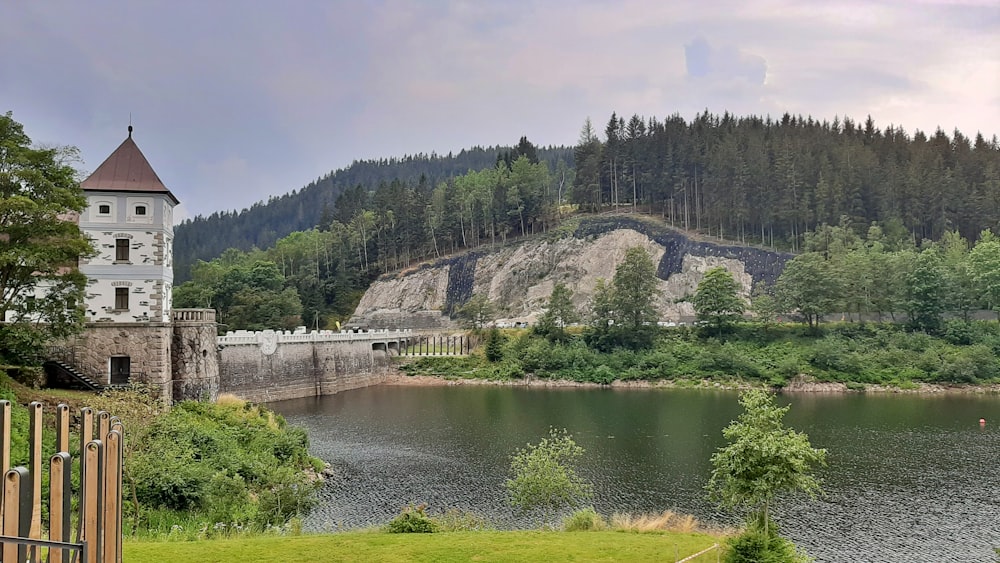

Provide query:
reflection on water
left=270, top=386, right=1000, bottom=562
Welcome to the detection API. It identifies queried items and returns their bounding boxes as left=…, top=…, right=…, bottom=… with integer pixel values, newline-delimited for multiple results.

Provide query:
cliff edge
left=350, top=216, right=793, bottom=329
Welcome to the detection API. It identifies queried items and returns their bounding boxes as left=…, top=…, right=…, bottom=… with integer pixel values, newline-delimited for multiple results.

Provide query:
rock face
left=351, top=216, right=793, bottom=328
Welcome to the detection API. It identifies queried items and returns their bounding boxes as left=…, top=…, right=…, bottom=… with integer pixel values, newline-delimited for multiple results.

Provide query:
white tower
left=78, top=126, right=178, bottom=324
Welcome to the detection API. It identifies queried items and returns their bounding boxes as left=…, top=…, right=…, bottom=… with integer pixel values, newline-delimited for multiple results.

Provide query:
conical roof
left=81, top=128, right=179, bottom=204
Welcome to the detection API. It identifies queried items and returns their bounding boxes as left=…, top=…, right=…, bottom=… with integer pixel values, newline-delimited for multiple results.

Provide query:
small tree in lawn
left=692, top=267, right=745, bottom=335
left=507, top=428, right=592, bottom=527
left=708, top=390, right=826, bottom=560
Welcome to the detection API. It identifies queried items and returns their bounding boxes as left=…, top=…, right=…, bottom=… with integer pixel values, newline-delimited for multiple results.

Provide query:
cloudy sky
left=3, top=1, right=998, bottom=221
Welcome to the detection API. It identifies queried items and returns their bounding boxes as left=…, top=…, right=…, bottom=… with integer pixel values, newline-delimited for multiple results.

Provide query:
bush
left=433, top=509, right=493, bottom=531
left=127, top=399, right=321, bottom=530
left=725, top=514, right=811, bottom=563
left=562, top=507, right=606, bottom=531
left=935, top=345, right=999, bottom=383
left=484, top=328, right=506, bottom=363
left=385, top=504, right=439, bottom=533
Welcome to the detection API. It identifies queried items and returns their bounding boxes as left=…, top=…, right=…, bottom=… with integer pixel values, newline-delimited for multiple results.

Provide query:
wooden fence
left=0, top=401, right=123, bottom=563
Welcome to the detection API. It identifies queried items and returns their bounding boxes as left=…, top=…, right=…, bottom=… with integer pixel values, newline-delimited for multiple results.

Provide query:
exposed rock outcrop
left=351, top=216, right=793, bottom=329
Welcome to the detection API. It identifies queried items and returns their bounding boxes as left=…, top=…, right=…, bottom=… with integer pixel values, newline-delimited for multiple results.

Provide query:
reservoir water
left=270, top=385, right=1000, bottom=562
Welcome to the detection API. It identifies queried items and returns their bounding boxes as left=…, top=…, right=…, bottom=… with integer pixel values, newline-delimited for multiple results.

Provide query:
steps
left=43, top=361, right=105, bottom=392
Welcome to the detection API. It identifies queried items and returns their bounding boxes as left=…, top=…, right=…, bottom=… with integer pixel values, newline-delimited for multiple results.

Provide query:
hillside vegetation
left=173, top=144, right=573, bottom=283
left=173, top=110, right=999, bottom=334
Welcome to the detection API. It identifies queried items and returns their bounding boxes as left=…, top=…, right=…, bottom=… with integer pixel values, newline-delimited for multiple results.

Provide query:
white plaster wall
left=79, top=191, right=176, bottom=324
left=83, top=278, right=165, bottom=322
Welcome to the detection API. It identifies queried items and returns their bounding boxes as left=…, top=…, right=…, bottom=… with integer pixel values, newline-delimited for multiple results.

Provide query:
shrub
left=433, top=509, right=493, bottom=532
left=942, top=320, right=975, bottom=345
left=385, top=504, right=439, bottom=533
left=562, top=507, right=606, bottom=531
left=935, top=345, right=999, bottom=383
left=484, top=328, right=506, bottom=363
left=725, top=514, right=811, bottom=563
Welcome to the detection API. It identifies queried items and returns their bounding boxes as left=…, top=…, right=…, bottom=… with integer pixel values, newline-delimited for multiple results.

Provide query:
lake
left=270, top=384, right=1000, bottom=562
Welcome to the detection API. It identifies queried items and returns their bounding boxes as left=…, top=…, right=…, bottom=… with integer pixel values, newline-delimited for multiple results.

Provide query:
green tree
left=707, top=390, right=826, bottom=537
left=0, top=112, right=95, bottom=363
left=750, top=286, right=780, bottom=332
left=775, top=253, right=839, bottom=329
left=483, top=326, right=505, bottom=362
left=535, top=283, right=579, bottom=341
left=506, top=428, right=593, bottom=526
left=904, top=248, right=945, bottom=333
left=611, top=247, right=660, bottom=330
left=458, top=294, right=494, bottom=332
left=692, top=267, right=745, bottom=335
left=175, top=254, right=302, bottom=330
left=969, top=230, right=1000, bottom=319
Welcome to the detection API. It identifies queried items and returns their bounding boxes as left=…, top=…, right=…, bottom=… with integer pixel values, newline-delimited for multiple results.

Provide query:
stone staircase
left=42, top=360, right=105, bottom=392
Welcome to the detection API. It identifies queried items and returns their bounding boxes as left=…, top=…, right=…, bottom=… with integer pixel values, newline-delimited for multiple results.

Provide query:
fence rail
left=0, top=401, right=123, bottom=563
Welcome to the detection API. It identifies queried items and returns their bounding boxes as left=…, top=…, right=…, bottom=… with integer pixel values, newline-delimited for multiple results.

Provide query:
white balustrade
left=217, top=328, right=413, bottom=347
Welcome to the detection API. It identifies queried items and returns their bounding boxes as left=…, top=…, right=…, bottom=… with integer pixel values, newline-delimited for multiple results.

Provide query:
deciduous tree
left=0, top=112, right=94, bottom=363
left=708, top=390, right=826, bottom=536
left=506, top=428, right=592, bottom=526
left=692, top=267, right=745, bottom=335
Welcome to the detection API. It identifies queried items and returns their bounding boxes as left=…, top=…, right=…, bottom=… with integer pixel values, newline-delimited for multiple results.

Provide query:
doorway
left=110, top=356, right=130, bottom=385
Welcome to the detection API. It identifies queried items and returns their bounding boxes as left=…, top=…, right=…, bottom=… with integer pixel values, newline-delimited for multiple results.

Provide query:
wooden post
left=0, top=400, right=9, bottom=518
left=81, top=440, right=104, bottom=563
left=3, top=467, right=30, bottom=562
left=0, top=401, right=10, bottom=474
left=27, top=401, right=42, bottom=562
left=56, top=403, right=71, bottom=454
left=49, top=452, right=72, bottom=563
left=103, top=431, right=122, bottom=563
left=111, top=421, right=124, bottom=563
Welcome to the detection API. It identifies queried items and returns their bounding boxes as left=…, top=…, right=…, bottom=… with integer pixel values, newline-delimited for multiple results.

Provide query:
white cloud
left=1, top=0, right=998, bottom=217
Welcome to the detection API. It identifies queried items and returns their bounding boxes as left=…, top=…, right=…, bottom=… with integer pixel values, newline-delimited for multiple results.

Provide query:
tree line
left=173, top=144, right=572, bottom=283
left=572, top=111, right=1000, bottom=250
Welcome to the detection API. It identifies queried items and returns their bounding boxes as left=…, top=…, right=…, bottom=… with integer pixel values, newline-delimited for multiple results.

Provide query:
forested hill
left=571, top=112, right=1000, bottom=252
left=173, top=144, right=574, bottom=282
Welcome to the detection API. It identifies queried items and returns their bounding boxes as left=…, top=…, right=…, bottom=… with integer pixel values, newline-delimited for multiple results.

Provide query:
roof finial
left=128, top=113, right=133, bottom=138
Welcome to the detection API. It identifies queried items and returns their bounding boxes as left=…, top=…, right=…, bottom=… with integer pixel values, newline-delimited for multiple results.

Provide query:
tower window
left=98, top=204, right=111, bottom=214
left=135, top=205, right=147, bottom=216
left=115, top=239, right=129, bottom=262
left=114, top=287, right=129, bottom=310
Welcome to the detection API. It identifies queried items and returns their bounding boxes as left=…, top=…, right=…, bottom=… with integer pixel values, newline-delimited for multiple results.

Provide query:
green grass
left=123, top=530, right=722, bottom=562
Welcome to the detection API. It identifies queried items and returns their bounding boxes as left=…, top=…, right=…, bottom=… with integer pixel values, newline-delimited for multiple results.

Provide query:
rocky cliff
left=351, top=216, right=793, bottom=329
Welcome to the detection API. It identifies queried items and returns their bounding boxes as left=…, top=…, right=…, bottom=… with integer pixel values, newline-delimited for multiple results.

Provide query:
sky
left=3, top=0, right=999, bottom=222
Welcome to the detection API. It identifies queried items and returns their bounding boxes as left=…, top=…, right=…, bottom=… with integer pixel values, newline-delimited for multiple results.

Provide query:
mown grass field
left=123, top=530, right=722, bottom=562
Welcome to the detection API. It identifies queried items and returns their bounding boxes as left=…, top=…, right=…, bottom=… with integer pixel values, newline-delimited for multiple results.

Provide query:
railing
left=171, top=308, right=216, bottom=323
left=0, top=401, right=123, bottom=563
left=217, top=328, right=413, bottom=347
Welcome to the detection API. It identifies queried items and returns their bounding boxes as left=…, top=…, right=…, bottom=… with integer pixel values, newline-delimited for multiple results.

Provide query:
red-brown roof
left=81, top=131, right=179, bottom=204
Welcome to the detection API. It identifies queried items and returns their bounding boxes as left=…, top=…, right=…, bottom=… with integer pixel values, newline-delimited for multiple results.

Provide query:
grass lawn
left=123, top=530, right=722, bottom=562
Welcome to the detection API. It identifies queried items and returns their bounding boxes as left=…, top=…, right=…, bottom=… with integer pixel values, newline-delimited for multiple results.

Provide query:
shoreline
left=383, top=371, right=1000, bottom=395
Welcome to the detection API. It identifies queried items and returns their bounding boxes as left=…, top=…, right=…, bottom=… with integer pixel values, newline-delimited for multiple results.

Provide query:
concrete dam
left=212, top=328, right=412, bottom=403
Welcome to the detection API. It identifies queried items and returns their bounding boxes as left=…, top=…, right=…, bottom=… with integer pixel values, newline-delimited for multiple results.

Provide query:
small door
left=110, top=356, right=130, bottom=385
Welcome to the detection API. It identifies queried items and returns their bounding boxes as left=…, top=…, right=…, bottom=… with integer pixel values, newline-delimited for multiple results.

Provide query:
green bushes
left=562, top=507, right=606, bottom=531
left=127, top=399, right=321, bottom=534
left=385, top=504, right=439, bottom=533
left=725, top=515, right=810, bottom=563
left=410, top=323, right=1000, bottom=387
left=384, top=505, right=492, bottom=533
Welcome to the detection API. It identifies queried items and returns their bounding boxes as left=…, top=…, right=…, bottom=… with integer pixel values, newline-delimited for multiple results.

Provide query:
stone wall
left=54, top=323, right=173, bottom=397
left=218, top=339, right=394, bottom=403
left=171, top=315, right=220, bottom=402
